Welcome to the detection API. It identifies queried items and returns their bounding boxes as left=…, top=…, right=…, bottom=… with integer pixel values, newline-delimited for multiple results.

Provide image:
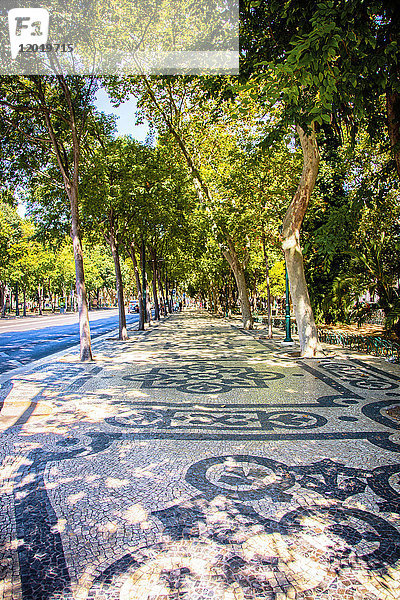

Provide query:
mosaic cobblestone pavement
left=1, top=310, right=400, bottom=600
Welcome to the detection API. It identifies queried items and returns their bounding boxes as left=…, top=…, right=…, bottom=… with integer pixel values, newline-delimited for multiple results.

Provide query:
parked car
left=128, top=300, right=140, bottom=313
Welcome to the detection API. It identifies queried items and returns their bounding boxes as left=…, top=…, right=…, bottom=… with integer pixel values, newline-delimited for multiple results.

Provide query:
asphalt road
left=0, top=309, right=140, bottom=375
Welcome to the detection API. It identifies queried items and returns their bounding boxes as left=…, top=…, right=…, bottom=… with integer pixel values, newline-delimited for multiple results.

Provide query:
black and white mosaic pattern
left=1, top=311, right=400, bottom=600
left=123, top=363, right=285, bottom=394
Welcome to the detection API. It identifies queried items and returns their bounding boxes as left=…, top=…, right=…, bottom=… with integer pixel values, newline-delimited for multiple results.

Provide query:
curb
left=0, top=314, right=170, bottom=385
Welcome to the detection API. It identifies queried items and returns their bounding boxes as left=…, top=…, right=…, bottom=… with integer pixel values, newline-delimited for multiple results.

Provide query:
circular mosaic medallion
left=186, top=455, right=295, bottom=501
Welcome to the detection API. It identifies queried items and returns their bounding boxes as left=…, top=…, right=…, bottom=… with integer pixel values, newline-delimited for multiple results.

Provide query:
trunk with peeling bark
left=387, top=91, right=400, bottom=178
left=69, top=186, right=93, bottom=360
left=282, top=124, right=322, bottom=357
left=129, top=242, right=144, bottom=330
left=223, top=239, right=253, bottom=329
left=108, top=230, right=128, bottom=341
left=0, top=77, right=97, bottom=359
left=34, top=77, right=94, bottom=361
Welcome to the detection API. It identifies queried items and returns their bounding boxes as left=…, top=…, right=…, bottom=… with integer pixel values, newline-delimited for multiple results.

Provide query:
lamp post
left=279, top=226, right=293, bottom=345
left=283, top=264, right=293, bottom=343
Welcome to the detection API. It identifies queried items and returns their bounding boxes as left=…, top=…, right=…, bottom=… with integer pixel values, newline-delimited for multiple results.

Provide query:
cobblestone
left=1, top=310, right=400, bottom=599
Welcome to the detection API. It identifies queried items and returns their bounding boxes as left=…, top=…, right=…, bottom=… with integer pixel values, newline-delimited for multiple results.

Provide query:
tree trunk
left=23, top=288, right=26, bottom=317
left=252, top=283, right=257, bottom=313
left=38, top=285, right=42, bottom=315
left=212, top=284, right=222, bottom=314
left=145, top=277, right=151, bottom=322
left=15, top=282, right=19, bottom=316
left=0, top=283, right=4, bottom=317
left=129, top=242, right=144, bottom=330
left=207, top=288, right=213, bottom=312
left=224, top=282, right=229, bottom=316
left=282, top=124, right=322, bottom=357
left=140, top=241, right=150, bottom=323
left=387, top=90, right=400, bottom=178
left=152, top=269, right=159, bottom=320
left=71, top=287, right=76, bottom=312
left=69, top=186, right=92, bottom=361
left=150, top=249, right=160, bottom=320
left=227, top=277, right=233, bottom=318
left=109, top=232, right=128, bottom=341
left=165, top=274, right=171, bottom=313
left=262, top=231, right=273, bottom=338
left=36, top=76, right=92, bottom=361
left=157, top=266, right=167, bottom=316
left=223, top=238, right=253, bottom=329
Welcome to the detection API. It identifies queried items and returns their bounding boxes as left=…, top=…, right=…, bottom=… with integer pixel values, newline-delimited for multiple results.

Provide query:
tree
left=81, top=136, right=139, bottom=340
left=306, top=130, right=400, bottom=330
left=216, top=134, right=301, bottom=335
left=0, top=76, right=98, bottom=359
left=11, top=221, right=53, bottom=316
left=240, top=0, right=400, bottom=355
left=106, top=77, right=257, bottom=329
left=0, top=199, right=21, bottom=314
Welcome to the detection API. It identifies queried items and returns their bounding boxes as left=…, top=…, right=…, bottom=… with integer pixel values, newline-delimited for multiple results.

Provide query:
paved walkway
left=1, top=310, right=400, bottom=600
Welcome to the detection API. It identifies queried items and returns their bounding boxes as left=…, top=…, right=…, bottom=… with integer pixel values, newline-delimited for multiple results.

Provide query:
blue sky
left=94, top=88, right=149, bottom=141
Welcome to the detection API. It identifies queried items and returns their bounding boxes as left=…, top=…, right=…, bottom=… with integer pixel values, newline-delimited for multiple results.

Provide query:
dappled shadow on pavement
left=1, top=310, right=400, bottom=599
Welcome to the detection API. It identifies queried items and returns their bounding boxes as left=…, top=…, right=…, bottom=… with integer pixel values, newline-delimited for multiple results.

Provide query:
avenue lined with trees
left=0, top=0, right=399, bottom=360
